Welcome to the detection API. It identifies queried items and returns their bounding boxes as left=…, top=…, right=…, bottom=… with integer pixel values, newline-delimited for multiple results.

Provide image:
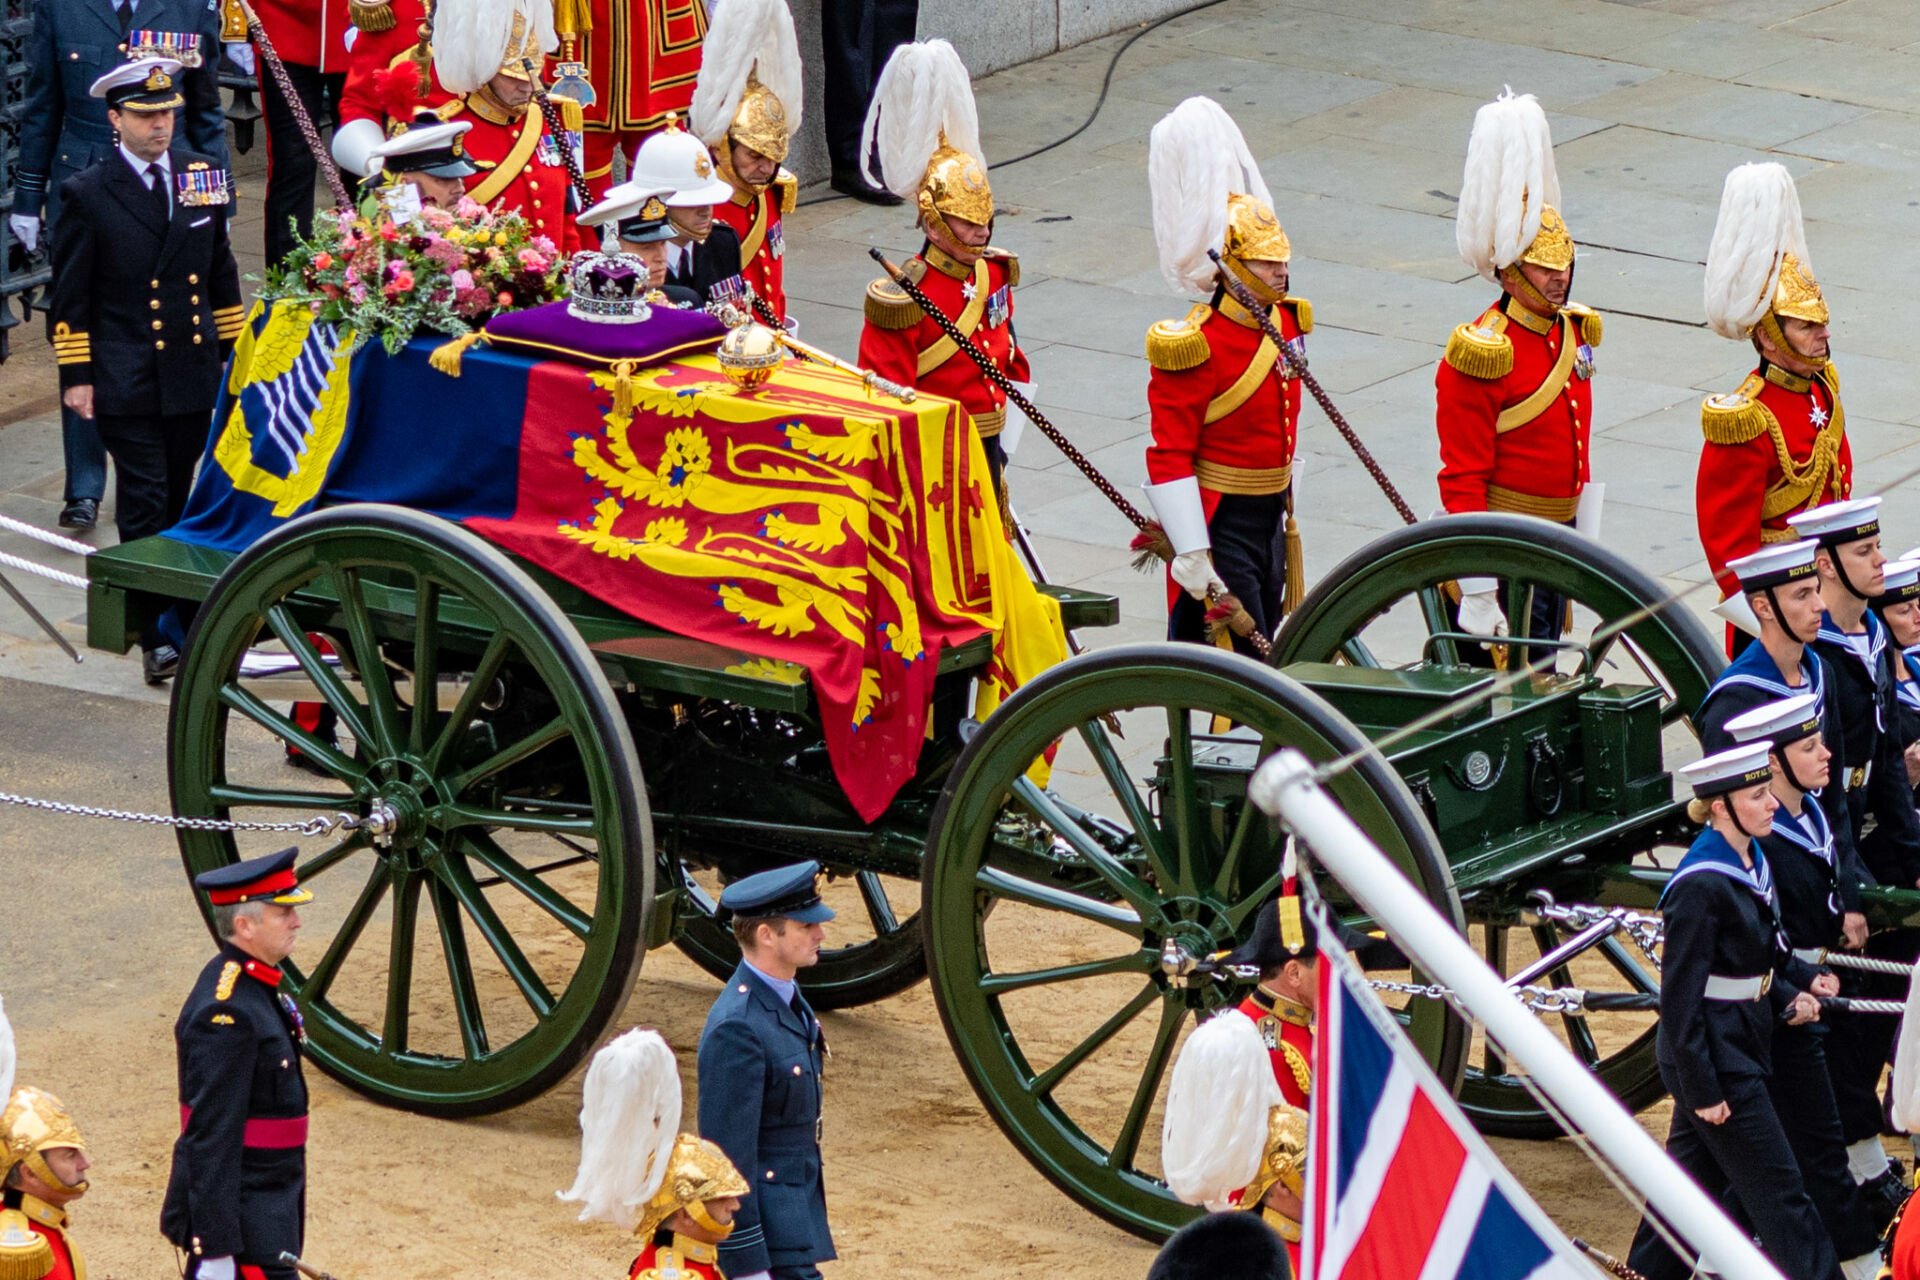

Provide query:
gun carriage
left=71, top=324, right=1920, bottom=1243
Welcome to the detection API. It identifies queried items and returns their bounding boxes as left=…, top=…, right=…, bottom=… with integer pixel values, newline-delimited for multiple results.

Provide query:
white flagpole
left=1252, top=749, right=1787, bottom=1280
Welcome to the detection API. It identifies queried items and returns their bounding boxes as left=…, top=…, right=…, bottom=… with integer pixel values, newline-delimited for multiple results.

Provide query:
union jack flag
left=1304, top=922, right=1599, bottom=1280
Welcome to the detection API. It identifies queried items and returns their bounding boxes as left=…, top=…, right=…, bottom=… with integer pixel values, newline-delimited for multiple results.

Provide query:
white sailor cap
left=1727, top=539, right=1818, bottom=592
left=1679, top=742, right=1776, bottom=797
left=1723, top=693, right=1822, bottom=748
left=366, top=119, right=485, bottom=178
left=89, top=56, right=185, bottom=111
left=1788, top=497, right=1881, bottom=547
left=579, top=181, right=673, bottom=232
left=1877, top=557, right=1920, bottom=607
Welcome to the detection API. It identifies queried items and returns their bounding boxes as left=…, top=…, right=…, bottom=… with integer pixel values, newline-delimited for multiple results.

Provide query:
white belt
left=1703, top=973, right=1771, bottom=1002
left=1791, top=947, right=1825, bottom=964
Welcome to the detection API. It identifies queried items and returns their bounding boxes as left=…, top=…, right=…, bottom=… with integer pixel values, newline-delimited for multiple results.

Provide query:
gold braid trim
left=864, top=279, right=922, bottom=330
left=1284, top=294, right=1312, bottom=335
left=1280, top=1041, right=1312, bottom=1099
left=774, top=169, right=797, bottom=215
left=1444, top=316, right=1513, bottom=380
left=347, top=0, right=396, bottom=32
left=1146, top=304, right=1212, bottom=371
left=1760, top=367, right=1846, bottom=522
left=1564, top=302, right=1602, bottom=347
left=1701, top=375, right=1770, bottom=445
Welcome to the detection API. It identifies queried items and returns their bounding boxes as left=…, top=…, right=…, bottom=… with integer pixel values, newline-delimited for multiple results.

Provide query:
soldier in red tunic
left=553, top=0, right=709, bottom=200
left=331, top=0, right=460, bottom=181
left=1138, top=97, right=1303, bottom=655
left=688, top=0, right=800, bottom=323
left=429, top=0, right=583, bottom=253
left=0, top=1085, right=93, bottom=1280
left=1438, top=90, right=1601, bottom=649
left=557, top=1029, right=750, bottom=1280
left=857, top=41, right=1030, bottom=497
left=1698, top=163, right=1850, bottom=609
left=1224, top=891, right=1317, bottom=1113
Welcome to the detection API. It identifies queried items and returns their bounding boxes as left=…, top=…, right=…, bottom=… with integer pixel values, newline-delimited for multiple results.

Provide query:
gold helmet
left=1520, top=204, right=1575, bottom=272
left=1238, top=1104, right=1309, bottom=1240
left=1771, top=251, right=1829, bottom=325
left=1, top=1088, right=87, bottom=1197
left=1456, top=91, right=1575, bottom=286
left=1704, top=163, right=1829, bottom=361
left=633, top=1133, right=751, bottom=1243
left=689, top=0, right=802, bottom=176
left=1149, top=98, right=1289, bottom=301
left=862, top=41, right=994, bottom=237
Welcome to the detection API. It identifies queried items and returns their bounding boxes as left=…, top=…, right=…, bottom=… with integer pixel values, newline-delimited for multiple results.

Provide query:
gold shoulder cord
left=1279, top=1041, right=1312, bottom=1098
left=1760, top=366, right=1846, bottom=521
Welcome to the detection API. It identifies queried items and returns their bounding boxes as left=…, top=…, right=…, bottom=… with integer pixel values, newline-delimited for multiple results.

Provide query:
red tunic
left=1236, top=988, right=1313, bottom=1111
left=858, top=245, right=1029, bottom=439
left=713, top=177, right=788, bottom=321
left=8, top=1195, right=81, bottom=1280
left=1696, top=363, right=1852, bottom=597
left=1892, top=1189, right=1920, bottom=1280
left=1145, top=296, right=1304, bottom=497
left=250, top=0, right=353, bottom=71
left=628, top=1240, right=722, bottom=1279
left=338, top=0, right=452, bottom=129
left=1435, top=296, right=1596, bottom=520
left=449, top=95, right=582, bottom=253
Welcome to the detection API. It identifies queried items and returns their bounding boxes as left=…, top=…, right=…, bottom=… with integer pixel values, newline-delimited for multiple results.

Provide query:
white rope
left=0, top=549, right=90, bottom=590
left=0, top=513, right=96, bottom=557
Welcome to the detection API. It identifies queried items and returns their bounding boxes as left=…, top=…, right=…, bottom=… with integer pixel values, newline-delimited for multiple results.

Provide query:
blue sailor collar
left=1770, top=800, right=1835, bottom=868
left=1708, top=636, right=1824, bottom=705
left=1662, top=828, right=1776, bottom=907
left=1817, top=609, right=1886, bottom=667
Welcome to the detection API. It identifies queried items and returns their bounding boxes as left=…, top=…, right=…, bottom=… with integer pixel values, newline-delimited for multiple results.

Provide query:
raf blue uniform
left=18, top=0, right=230, bottom=520
left=696, top=864, right=837, bottom=1280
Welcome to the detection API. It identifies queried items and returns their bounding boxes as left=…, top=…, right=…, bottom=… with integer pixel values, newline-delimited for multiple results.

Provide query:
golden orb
left=717, top=320, right=783, bottom=388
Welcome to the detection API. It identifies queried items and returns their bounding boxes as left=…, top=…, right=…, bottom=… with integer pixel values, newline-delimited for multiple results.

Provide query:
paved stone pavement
left=5, top=0, right=1920, bottom=690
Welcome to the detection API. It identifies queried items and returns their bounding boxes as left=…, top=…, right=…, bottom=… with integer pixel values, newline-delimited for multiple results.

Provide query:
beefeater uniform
left=557, top=0, right=708, bottom=199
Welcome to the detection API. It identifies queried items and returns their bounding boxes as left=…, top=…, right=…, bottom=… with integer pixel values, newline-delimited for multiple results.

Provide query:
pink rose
left=349, top=282, right=368, bottom=304
left=532, top=235, right=556, bottom=255
left=455, top=196, right=485, bottom=219
left=379, top=222, right=400, bottom=242
left=451, top=269, right=474, bottom=290
left=497, top=290, right=513, bottom=306
left=313, top=251, right=333, bottom=270
left=516, top=248, right=549, bottom=272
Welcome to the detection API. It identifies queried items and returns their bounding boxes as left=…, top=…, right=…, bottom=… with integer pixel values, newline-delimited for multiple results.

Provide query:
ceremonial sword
left=280, top=1253, right=348, bottom=1280
left=868, top=247, right=1271, bottom=657
left=1206, top=248, right=1418, bottom=526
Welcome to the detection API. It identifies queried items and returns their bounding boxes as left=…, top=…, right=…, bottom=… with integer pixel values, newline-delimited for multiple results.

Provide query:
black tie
left=788, top=990, right=812, bottom=1037
left=147, top=163, right=170, bottom=222
left=118, top=0, right=137, bottom=36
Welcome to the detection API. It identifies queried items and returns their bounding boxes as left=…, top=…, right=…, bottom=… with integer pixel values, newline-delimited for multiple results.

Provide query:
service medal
left=768, top=220, right=784, bottom=261
left=986, top=284, right=1009, bottom=330
left=126, top=29, right=203, bottom=65
left=1575, top=342, right=1595, bottom=381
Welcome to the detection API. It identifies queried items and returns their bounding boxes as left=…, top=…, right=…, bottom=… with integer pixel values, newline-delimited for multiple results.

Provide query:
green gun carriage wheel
left=1272, top=513, right=1724, bottom=1138
left=169, top=505, right=653, bottom=1117
left=921, top=645, right=1464, bottom=1241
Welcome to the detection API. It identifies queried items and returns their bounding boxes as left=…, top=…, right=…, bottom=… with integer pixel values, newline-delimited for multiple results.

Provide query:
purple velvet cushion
left=482, top=299, right=727, bottom=368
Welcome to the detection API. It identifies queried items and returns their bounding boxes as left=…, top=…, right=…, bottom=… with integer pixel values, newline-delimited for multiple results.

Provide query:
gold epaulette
left=864, top=259, right=926, bottom=329
left=1823, top=360, right=1841, bottom=392
left=1283, top=295, right=1312, bottom=335
left=1563, top=301, right=1602, bottom=348
left=346, top=0, right=395, bottom=31
left=1701, top=375, right=1770, bottom=445
left=774, top=168, right=797, bottom=215
left=51, top=322, right=89, bottom=367
left=214, top=961, right=241, bottom=1000
left=0, top=1206, right=54, bottom=1279
left=982, top=248, right=1019, bottom=288
left=1444, top=314, right=1513, bottom=380
left=635, top=1247, right=684, bottom=1280
left=1146, top=303, right=1212, bottom=371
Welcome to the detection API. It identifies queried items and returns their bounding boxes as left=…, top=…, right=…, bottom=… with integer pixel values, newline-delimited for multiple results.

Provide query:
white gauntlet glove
left=1455, top=578, right=1507, bottom=645
left=8, top=214, right=38, bottom=253
left=1144, top=476, right=1223, bottom=603
left=1170, top=550, right=1228, bottom=603
left=198, top=1257, right=236, bottom=1280
left=225, top=42, right=256, bottom=75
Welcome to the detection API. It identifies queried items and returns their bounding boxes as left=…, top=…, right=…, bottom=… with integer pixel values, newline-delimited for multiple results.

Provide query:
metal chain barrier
left=1527, top=893, right=1665, bottom=967
left=1368, top=977, right=1615, bottom=1017
left=0, top=790, right=377, bottom=839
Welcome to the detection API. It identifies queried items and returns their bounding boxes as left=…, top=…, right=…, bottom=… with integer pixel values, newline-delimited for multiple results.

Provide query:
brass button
left=152, top=319, right=163, bottom=330
left=792, top=1064, right=803, bottom=1076
left=764, top=1170, right=775, bottom=1181
left=150, top=299, right=161, bottom=310
left=151, top=279, right=160, bottom=288
left=191, top=295, right=200, bottom=304
left=155, top=340, right=165, bottom=350
left=70, top=51, right=78, bottom=59
left=193, top=334, right=203, bottom=344
left=189, top=274, right=199, bottom=284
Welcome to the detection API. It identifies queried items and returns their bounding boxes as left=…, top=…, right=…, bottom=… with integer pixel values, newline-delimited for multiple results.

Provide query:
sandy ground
left=4, top=669, right=1816, bottom=1280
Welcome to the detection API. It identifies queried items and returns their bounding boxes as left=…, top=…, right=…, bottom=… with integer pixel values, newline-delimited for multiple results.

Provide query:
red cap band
left=205, top=867, right=300, bottom=905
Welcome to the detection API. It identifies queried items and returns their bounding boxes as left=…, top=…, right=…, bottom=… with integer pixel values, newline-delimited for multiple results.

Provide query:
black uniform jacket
left=161, top=944, right=308, bottom=1265
left=1656, top=831, right=1819, bottom=1109
left=1759, top=800, right=1847, bottom=951
left=50, top=146, right=243, bottom=418
left=698, top=961, right=835, bottom=1277
left=1810, top=612, right=1920, bottom=888
left=18, top=0, right=229, bottom=219
left=666, top=223, right=747, bottom=306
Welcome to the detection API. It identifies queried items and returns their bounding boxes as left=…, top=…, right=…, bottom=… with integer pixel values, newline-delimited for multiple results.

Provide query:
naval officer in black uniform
left=50, top=56, right=243, bottom=684
left=161, top=848, right=312, bottom=1280
left=697, top=863, right=837, bottom=1280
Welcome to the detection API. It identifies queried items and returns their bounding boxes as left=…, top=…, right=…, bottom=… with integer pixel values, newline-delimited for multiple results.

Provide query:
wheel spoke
left=427, top=875, right=490, bottom=1058
left=208, top=782, right=350, bottom=810
left=264, top=605, right=376, bottom=749
left=1531, top=924, right=1599, bottom=1065
left=1076, top=720, right=1167, bottom=877
left=1598, top=934, right=1660, bottom=995
left=974, top=865, right=1143, bottom=936
left=444, top=715, right=571, bottom=797
left=1010, top=778, right=1159, bottom=919
left=1339, top=636, right=1380, bottom=668
left=1159, top=706, right=1200, bottom=895
left=1214, top=739, right=1278, bottom=900
left=218, top=683, right=366, bottom=782
left=302, top=863, right=390, bottom=1005
left=463, top=829, right=594, bottom=938
left=1108, top=996, right=1185, bottom=1171
left=409, top=578, right=442, bottom=754
left=382, top=870, right=422, bottom=1054
left=1418, top=586, right=1461, bottom=667
left=855, top=872, right=900, bottom=937
left=1224, top=864, right=1289, bottom=931
left=979, top=950, right=1155, bottom=997
left=432, top=843, right=556, bottom=1017
left=295, top=830, right=371, bottom=884
left=424, top=632, right=513, bottom=773
left=439, top=803, right=595, bottom=835
left=334, top=568, right=403, bottom=755
left=1028, top=980, right=1158, bottom=1098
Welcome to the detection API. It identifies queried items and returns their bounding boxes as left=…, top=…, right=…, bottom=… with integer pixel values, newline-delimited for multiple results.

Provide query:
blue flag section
left=169, top=301, right=522, bottom=552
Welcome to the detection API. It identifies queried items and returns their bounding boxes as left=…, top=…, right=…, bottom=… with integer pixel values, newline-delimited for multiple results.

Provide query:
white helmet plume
left=1148, top=96, right=1275, bottom=295
left=1703, top=162, right=1812, bottom=341
left=1455, top=89, right=1561, bottom=283
left=859, top=39, right=984, bottom=200
left=1160, top=1009, right=1284, bottom=1210
left=556, top=1029, right=683, bottom=1230
left=687, top=0, right=803, bottom=148
left=0, top=993, right=14, bottom=1106
left=433, top=0, right=555, bottom=96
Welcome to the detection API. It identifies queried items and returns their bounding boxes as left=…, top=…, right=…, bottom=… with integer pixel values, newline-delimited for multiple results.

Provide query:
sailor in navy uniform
left=1625, top=744, right=1841, bottom=1280
left=161, top=848, right=313, bottom=1280
left=1871, top=556, right=1920, bottom=791
left=697, top=863, right=836, bottom=1280
left=1697, top=539, right=1829, bottom=753
left=49, top=57, right=242, bottom=684
left=577, top=182, right=704, bottom=309
left=1723, top=697, right=1880, bottom=1278
left=628, top=120, right=748, bottom=310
